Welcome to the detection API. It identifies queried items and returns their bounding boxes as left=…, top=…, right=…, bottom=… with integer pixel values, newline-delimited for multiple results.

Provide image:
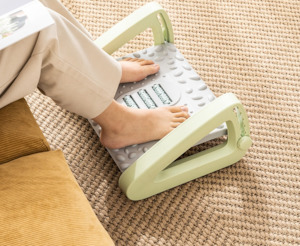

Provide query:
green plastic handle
left=119, top=93, right=252, bottom=201
left=94, top=2, right=174, bottom=54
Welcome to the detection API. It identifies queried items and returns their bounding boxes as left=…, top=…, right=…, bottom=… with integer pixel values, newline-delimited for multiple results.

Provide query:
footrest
left=89, top=43, right=227, bottom=172
left=89, top=2, right=251, bottom=200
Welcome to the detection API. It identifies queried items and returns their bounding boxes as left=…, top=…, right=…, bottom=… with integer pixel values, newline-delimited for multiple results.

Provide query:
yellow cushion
left=0, top=150, right=114, bottom=246
left=0, top=98, right=50, bottom=164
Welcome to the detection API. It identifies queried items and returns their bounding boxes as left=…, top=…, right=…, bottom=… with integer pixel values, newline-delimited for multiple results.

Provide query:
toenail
left=181, top=106, right=188, bottom=111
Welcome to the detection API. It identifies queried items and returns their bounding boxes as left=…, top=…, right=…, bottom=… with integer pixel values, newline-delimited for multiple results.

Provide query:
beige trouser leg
left=0, top=0, right=121, bottom=119
left=39, top=0, right=92, bottom=38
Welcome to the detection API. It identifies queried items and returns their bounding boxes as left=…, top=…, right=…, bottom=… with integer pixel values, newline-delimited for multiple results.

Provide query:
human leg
left=0, top=3, right=189, bottom=147
left=0, top=7, right=123, bottom=118
left=39, top=0, right=161, bottom=84
left=39, top=0, right=92, bottom=38
left=37, top=2, right=189, bottom=144
left=0, top=32, right=40, bottom=108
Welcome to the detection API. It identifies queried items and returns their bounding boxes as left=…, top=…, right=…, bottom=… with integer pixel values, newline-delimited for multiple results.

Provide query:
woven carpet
left=26, top=0, right=300, bottom=245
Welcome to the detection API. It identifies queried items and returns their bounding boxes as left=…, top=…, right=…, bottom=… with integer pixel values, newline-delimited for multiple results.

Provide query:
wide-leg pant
left=0, top=0, right=122, bottom=119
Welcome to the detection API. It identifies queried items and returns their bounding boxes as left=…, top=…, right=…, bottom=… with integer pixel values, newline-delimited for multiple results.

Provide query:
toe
left=143, top=64, right=160, bottom=76
left=122, top=57, right=132, bottom=61
left=181, top=106, right=189, bottom=112
left=170, top=106, right=185, bottom=113
left=169, top=105, right=189, bottom=114
left=140, top=60, right=155, bottom=65
left=173, top=117, right=187, bottom=123
left=171, top=122, right=181, bottom=128
left=174, top=110, right=190, bottom=119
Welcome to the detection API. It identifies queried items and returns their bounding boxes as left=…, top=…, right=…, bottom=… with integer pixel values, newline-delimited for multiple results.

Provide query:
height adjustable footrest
left=89, top=44, right=252, bottom=201
left=89, top=2, right=252, bottom=200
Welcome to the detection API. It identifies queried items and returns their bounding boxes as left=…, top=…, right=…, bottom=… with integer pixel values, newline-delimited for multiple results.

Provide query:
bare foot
left=119, top=58, right=160, bottom=83
left=93, top=101, right=189, bottom=149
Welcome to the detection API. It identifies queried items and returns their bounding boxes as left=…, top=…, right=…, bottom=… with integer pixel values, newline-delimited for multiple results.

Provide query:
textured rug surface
left=26, top=0, right=299, bottom=245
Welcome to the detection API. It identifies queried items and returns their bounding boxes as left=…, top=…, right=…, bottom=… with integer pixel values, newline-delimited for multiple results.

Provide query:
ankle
left=92, top=101, right=127, bottom=132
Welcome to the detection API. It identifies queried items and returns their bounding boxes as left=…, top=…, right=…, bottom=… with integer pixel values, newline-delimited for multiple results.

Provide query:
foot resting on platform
left=119, top=58, right=160, bottom=83
left=93, top=101, right=189, bottom=149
